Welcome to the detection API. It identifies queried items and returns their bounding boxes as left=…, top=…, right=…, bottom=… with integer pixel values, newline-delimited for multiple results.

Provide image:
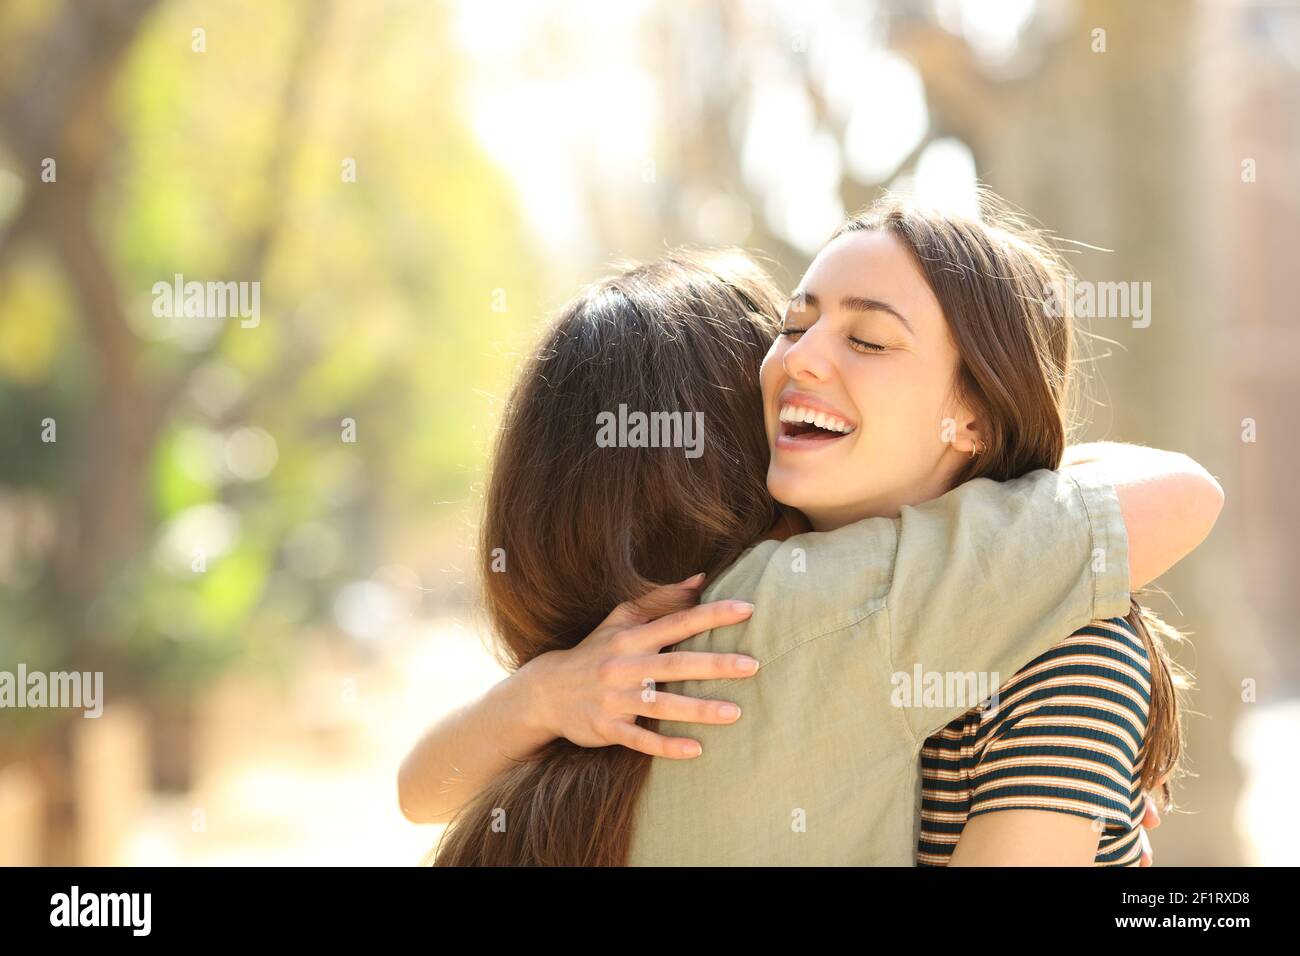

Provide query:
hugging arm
left=398, top=660, right=554, bottom=825
left=886, top=441, right=1221, bottom=739
left=950, top=811, right=1103, bottom=866
left=1063, top=441, right=1223, bottom=590
left=397, top=580, right=758, bottom=824
left=399, top=442, right=1222, bottom=827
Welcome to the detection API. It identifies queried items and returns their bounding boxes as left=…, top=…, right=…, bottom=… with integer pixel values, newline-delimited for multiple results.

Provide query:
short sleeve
left=888, top=468, right=1131, bottom=739
left=967, top=619, right=1152, bottom=835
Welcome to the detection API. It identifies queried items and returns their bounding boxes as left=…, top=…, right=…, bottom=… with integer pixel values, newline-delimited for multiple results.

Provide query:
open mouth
left=777, top=403, right=856, bottom=444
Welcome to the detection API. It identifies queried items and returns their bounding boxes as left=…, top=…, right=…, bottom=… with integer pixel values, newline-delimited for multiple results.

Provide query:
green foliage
left=0, top=0, right=544, bottom=706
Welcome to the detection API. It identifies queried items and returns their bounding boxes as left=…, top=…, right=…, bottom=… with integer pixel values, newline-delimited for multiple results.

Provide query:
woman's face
left=759, top=229, right=980, bottom=531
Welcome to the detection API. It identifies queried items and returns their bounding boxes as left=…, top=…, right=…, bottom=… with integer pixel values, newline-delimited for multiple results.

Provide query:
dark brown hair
left=433, top=250, right=784, bottom=865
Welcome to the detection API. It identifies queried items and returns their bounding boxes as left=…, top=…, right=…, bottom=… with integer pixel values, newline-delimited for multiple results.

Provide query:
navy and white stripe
left=918, top=617, right=1151, bottom=866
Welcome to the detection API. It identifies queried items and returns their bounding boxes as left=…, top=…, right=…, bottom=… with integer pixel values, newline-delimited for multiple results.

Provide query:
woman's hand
left=520, top=573, right=759, bottom=759
left=1139, top=793, right=1161, bottom=866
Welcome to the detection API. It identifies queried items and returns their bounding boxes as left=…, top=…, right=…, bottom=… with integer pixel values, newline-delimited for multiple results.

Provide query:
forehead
left=799, top=230, right=943, bottom=330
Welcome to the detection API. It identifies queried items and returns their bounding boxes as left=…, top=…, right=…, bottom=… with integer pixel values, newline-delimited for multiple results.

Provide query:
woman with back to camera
left=401, top=194, right=1221, bottom=864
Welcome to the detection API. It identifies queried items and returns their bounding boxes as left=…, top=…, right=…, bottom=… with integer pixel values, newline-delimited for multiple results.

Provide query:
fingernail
left=731, top=601, right=754, bottom=614
left=678, top=572, right=706, bottom=588
left=736, top=657, right=759, bottom=673
left=718, top=703, right=741, bottom=720
left=683, top=741, right=702, bottom=757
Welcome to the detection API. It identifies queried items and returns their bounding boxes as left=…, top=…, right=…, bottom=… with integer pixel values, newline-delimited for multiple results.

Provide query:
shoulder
left=702, top=517, right=896, bottom=637
left=1049, top=617, right=1151, bottom=682
left=991, top=616, right=1152, bottom=733
left=669, top=525, right=892, bottom=669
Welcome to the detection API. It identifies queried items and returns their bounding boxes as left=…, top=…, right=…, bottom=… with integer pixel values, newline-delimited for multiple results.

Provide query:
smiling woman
left=763, top=231, right=975, bottom=525
left=761, top=196, right=1077, bottom=529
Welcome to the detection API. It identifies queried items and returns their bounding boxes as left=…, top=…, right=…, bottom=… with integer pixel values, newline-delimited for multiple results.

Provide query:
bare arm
left=949, top=811, right=1102, bottom=866
left=948, top=795, right=1163, bottom=866
left=397, top=578, right=759, bottom=824
left=398, top=658, right=555, bottom=825
left=1064, top=442, right=1224, bottom=589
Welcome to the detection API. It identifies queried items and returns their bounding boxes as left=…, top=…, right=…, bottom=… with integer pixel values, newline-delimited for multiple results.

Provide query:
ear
left=942, top=403, right=985, bottom=458
left=956, top=415, right=985, bottom=457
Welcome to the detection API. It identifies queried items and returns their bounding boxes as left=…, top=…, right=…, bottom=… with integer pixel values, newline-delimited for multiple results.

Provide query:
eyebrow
left=790, top=291, right=915, bottom=336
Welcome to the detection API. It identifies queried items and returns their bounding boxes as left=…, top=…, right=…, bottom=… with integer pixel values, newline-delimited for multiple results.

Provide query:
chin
left=765, top=465, right=818, bottom=512
left=764, top=466, right=797, bottom=507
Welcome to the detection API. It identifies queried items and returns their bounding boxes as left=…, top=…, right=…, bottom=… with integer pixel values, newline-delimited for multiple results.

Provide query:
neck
left=762, top=506, right=812, bottom=542
left=806, top=470, right=961, bottom=531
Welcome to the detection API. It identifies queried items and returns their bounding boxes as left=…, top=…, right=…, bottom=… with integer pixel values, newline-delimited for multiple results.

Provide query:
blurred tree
left=0, top=0, right=542, bottom=860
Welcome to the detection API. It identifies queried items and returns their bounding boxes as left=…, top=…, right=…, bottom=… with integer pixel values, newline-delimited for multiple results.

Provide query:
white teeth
left=778, top=403, right=855, bottom=434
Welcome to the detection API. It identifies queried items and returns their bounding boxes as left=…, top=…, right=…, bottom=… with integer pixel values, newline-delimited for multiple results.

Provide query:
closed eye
left=849, top=337, right=886, bottom=353
left=780, top=328, right=885, bottom=353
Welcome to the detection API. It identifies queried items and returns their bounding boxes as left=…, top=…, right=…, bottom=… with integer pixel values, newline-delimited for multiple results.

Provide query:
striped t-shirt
left=917, top=617, right=1151, bottom=866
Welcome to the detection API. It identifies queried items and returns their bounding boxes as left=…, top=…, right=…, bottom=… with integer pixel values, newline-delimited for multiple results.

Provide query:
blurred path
left=1234, top=700, right=1300, bottom=867
left=123, top=616, right=506, bottom=866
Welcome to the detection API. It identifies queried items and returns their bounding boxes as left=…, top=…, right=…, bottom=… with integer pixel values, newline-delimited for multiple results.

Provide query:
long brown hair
left=834, top=193, right=1187, bottom=808
left=435, top=197, right=1187, bottom=866
left=433, top=250, right=784, bottom=865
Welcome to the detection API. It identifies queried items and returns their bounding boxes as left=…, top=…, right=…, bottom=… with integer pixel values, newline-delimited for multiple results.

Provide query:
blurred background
left=0, top=0, right=1295, bottom=866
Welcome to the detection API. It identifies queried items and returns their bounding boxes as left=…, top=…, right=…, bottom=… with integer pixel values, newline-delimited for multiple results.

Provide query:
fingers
left=1139, top=793, right=1159, bottom=866
left=607, top=721, right=703, bottom=760
left=1139, top=828, right=1153, bottom=866
left=607, top=650, right=760, bottom=686
left=601, top=573, right=706, bottom=628
left=626, top=599, right=755, bottom=652
left=626, top=689, right=743, bottom=726
left=1142, top=793, right=1162, bottom=830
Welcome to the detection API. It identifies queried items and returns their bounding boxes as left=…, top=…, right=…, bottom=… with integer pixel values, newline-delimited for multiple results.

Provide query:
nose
left=782, top=326, right=834, bottom=384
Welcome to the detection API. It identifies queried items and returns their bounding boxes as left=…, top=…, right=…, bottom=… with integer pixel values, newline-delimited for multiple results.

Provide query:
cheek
left=849, top=364, right=944, bottom=455
left=759, top=343, right=786, bottom=406
left=759, top=339, right=784, bottom=385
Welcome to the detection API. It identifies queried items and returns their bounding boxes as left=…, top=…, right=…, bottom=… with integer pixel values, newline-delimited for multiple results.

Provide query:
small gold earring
left=969, top=441, right=984, bottom=460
